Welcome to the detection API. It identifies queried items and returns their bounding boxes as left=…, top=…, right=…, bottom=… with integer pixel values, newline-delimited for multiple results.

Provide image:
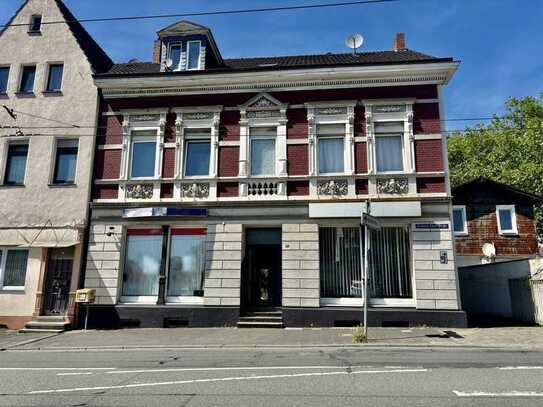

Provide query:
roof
left=54, top=0, right=113, bottom=73
left=100, top=49, right=453, bottom=77
left=452, top=177, right=543, bottom=203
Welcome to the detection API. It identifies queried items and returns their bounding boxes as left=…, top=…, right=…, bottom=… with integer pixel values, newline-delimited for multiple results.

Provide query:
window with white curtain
left=374, top=121, right=404, bottom=172
left=168, top=44, right=182, bottom=71
left=0, top=248, right=29, bottom=289
left=317, top=123, right=345, bottom=174
left=186, top=41, right=201, bottom=70
left=250, top=127, right=276, bottom=176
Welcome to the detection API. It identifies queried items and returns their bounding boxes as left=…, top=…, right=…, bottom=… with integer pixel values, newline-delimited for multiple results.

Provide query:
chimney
left=393, top=32, right=406, bottom=51
left=152, top=39, right=162, bottom=64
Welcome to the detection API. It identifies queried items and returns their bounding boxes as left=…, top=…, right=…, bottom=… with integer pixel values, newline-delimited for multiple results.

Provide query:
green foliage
left=448, top=94, right=543, bottom=238
left=352, top=325, right=367, bottom=343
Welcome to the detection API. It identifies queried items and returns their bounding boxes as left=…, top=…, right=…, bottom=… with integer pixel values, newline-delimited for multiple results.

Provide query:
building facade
left=84, top=21, right=466, bottom=328
left=0, top=0, right=111, bottom=330
left=453, top=177, right=541, bottom=267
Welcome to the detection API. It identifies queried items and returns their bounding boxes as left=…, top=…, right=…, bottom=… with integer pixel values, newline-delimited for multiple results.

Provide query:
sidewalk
left=2, top=326, right=542, bottom=351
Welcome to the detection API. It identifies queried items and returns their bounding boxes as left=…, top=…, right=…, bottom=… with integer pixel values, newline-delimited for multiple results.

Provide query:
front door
left=242, top=229, right=282, bottom=309
left=43, top=248, right=74, bottom=315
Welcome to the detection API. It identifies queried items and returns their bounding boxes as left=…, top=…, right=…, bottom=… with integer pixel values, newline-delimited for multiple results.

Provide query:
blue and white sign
left=122, top=207, right=208, bottom=218
left=415, top=223, right=449, bottom=230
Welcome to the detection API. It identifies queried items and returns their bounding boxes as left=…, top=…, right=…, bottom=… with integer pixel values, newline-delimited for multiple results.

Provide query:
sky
left=2, top=0, right=542, bottom=130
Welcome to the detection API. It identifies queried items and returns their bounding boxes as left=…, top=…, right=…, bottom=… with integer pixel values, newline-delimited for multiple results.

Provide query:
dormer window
left=186, top=41, right=201, bottom=70
left=168, top=43, right=182, bottom=71
left=29, top=15, right=42, bottom=33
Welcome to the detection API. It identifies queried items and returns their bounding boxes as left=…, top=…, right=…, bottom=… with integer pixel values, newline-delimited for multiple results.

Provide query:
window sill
left=14, top=92, right=35, bottom=98
left=499, top=232, right=519, bottom=237
left=454, top=232, right=469, bottom=237
left=27, top=30, right=42, bottom=36
left=0, top=184, right=25, bottom=188
left=48, top=183, right=77, bottom=188
left=0, top=288, right=25, bottom=293
left=43, top=90, right=63, bottom=97
left=0, top=93, right=7, bottom=99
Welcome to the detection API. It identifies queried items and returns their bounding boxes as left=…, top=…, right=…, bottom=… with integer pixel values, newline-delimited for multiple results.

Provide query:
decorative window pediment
left=241, top=93, right=286, bottom=111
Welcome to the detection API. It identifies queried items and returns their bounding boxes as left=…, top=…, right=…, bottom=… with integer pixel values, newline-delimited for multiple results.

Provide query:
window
left=496, top=205, right=517, bottom=235
left=168, top=44, right=181, bottom=71
left=0, top=67, right=9, bottom=93
left=121, top=228, right=207, bottom=302
left=374, top=121, right=404, bottom=172
left=317, top=124, right=345, bottom=174
left=4, top=144, right=28, bottom=185
left=19, top=66, right=36, bottom=93
left=130, top=130, right=157, bottom=178
left=122, top=229, right=163, bottom=298
left=29, top=15, right=42, bottom=33
left=0, top=249, right=29, bottom=289
left=319, top=226, right=412, bottom=300
left=184, top=128, right=211, bottom=177
left=250, top=127, right=276, bottom=176
left=452, top=206, right=468, bottom=235
left=167, top=229, right=207, bottom=298
left=53, top=139, right=78, bottom=184
left=46, top=64, right=63, bottom=91
left=186, top=41, right=201, bottom=70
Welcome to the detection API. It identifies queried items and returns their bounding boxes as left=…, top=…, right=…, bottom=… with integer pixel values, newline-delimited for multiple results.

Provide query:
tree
left=448, top=94, right=543, bottom=239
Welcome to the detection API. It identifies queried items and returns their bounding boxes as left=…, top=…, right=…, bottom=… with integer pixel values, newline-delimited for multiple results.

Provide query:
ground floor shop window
left=0, top=248, right=29, bottom=290
left=319, top=226, right=412, bottom=300
left=122, top=227, right=207, bottom=302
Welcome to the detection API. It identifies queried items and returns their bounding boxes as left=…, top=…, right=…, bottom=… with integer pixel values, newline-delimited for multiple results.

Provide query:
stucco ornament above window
left=376, top=178, right=409, bottom=194
left=317, top=180, right=349, bottom=196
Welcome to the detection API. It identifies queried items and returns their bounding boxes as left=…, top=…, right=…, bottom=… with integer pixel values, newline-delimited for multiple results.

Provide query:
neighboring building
left=0, top=0, right=112, bottom=330
left=84, top=21, right=466, bottom=328
left=452, top=177, right=542, bottom=267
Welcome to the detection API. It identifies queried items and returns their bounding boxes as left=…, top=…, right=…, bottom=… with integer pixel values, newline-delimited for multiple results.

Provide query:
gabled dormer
left=153, top=20, right=223, bottom=72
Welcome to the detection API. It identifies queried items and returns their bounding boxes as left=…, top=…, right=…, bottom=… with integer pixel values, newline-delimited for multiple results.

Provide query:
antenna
left=345, top=33, right=364, bottom=55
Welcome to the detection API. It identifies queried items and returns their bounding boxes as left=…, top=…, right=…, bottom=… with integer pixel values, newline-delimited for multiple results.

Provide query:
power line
left=0, top=0, right=400, bottom=29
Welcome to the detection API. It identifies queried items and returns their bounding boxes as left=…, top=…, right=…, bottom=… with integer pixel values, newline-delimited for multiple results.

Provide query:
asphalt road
left=1, top=346, right=543, bottom=406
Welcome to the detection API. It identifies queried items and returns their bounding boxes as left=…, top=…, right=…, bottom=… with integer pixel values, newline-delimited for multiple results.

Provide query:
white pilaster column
left=238, top=110, right=248, bottom=177
left=307, top=109, right=316, bottom=176
left=175, top=115, right=184, bottom=179
left=277, top=109, right=288, bottom=177
left=407, top=105, right=416, bottom=173
left=346, top=106, right=355, bottom=175
left=120, top=114, right=130, bottom=180
left=156, top=113, right=166, bottom=178
left=210, top=113, right=220, bottom=177
left=365, top=110, right=374, bottom=174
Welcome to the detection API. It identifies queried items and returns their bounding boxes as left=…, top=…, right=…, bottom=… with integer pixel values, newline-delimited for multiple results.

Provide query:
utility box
left=75, top=288, right=95, bottom=304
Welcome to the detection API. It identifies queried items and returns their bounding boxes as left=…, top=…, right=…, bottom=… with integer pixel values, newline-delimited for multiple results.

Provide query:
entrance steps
left=238, top=308, right=283, bottom=328
left=20, top=315, right=70, bottom=333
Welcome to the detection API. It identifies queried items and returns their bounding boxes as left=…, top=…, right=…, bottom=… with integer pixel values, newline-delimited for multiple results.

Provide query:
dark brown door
left=43, top=248, right=74, bottom=315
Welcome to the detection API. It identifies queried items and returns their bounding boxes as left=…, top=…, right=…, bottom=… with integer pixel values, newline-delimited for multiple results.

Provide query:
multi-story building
left=0, top=0, right=111, bottom=330
left=84, top=21, right=466, bottom=328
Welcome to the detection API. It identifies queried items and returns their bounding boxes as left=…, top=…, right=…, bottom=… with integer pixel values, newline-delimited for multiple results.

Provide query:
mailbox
left=75, top=288, right=95, bottom=304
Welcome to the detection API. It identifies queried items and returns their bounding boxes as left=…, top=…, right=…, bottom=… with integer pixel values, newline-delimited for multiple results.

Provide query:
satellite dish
left=482, top=242, right=496, bottom=258
left=345, top=33, right=364, bottom=54
left=164, top=58, right=174, bottom=70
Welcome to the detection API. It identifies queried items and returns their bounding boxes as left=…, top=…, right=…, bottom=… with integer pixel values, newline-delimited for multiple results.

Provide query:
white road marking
left=57, top=372, right=93, bottom=376
left=106, top=365, right=367, bottom=375
left=29, top=368, right=428, bottom=394
left=0, top=368, right=115, bottom=371
left=498, top=366, right=543, bottom=370
left=454, top=390, right=543, bottom=397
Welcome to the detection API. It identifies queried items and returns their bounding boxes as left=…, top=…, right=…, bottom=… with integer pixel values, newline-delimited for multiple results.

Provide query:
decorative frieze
left=317, top=180, right=349, bottom=196
left=376, top=178, right=409, bottom=194
left=184, top=112, right=213, bottom=120
left=316, top=107, right=347, bottom=115
left=373, top=105, right=406, bottom=113
left=130, top=114, right=161, bottom=123
left=246, top=110, right=281, bottom=119
left=124, top=184, right=154, bottom=199
left=181, top=183, right=210, bottom=198
left=249, top=97, right=277, bottom=108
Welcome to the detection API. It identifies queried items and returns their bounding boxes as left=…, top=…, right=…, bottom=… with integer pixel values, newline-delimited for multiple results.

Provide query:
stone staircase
left=237, top=308, right=283, bottom=328
left=20, top=315, right=70, bottom=333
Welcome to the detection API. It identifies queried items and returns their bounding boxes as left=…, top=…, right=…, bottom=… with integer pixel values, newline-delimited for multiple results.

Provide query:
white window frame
left=183, top=128, right=212, bottom=178
left=373, top=121, right=406, bottom=174
left=51, top=138, right=79, bottom=185
left=317, top=130, right=346, bottom=176
left=44, top=62, right=64, bottom=92
left=18, top=64, right=36, bottom=94
left=2, top=140, right=29, bottom=186
left=129, top=128, right=160, bottom=180
left=0, top=248, right=29, bottom=291
left=496, top=204, right=518, bottom=235
left=249, top=127, right=277, bottom=177
left=186, top=40, right=202, bottom=71
left=168, top=43, right=182, bottom=71
left=452, top=205, right=468, bottom=236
